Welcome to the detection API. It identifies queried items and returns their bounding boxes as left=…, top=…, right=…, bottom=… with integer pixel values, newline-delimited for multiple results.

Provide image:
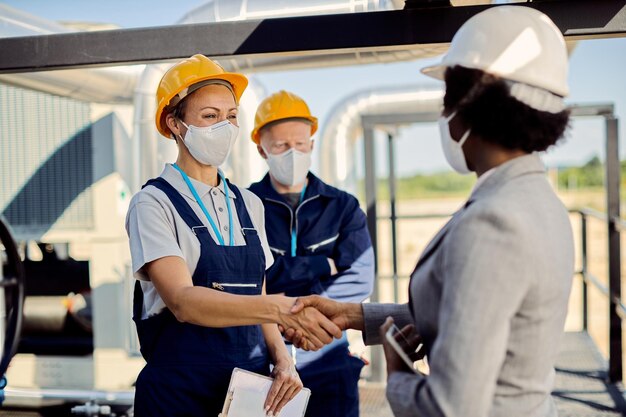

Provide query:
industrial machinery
left=0, top=217, right=25, bottom=386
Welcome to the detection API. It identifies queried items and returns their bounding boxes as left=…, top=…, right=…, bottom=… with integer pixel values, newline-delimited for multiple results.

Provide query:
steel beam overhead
left=0, top=0, right=625, bottom=73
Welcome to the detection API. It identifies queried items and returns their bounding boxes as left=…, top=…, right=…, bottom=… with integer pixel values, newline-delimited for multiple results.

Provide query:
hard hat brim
left=251, top=115, right=318, bottom=144
left=421, top=64, right=446, bottom=81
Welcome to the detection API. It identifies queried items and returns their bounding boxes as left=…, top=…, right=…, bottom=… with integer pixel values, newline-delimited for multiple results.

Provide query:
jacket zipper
left=266, top=194, right=320, bottom=256
left=306, top=233, right=340, bottom=252
left=212, top=282, right=258, bottom=291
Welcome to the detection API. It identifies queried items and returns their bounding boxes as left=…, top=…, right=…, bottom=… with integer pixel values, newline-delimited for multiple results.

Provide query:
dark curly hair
left=443, top=66, right=570, bottom=153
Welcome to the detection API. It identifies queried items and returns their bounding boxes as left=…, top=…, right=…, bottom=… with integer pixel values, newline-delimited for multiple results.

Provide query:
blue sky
left=3, top=0, right=626, bottom=176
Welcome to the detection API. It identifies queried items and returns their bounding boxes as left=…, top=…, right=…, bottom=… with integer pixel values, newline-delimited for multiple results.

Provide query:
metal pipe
left=178, top=0, right=445, bottom=75
left=387, top=133, right=399, bottom=303
left=319, top=87, right=443, bottom=193
left=363, top=122, right=378, bottom=287
left=0, top=4, right=140, bottom=104
left=581, top=213, right=588, bottom=332
left=605, top=115, right=622, bottom=383
left=132, top=63, right=171, bottom=192
left=363, top=119, right=386, bottom=384
left=1, top=387, right=134, bottom=408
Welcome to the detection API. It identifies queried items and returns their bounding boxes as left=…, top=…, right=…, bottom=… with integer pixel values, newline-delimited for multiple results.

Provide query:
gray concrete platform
left=552, top=332, right=626, bottom=416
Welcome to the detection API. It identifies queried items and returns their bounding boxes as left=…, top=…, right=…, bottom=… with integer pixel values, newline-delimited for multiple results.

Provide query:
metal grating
left=359, top=382, right=393, bottom=417
left=553, top=332, right=626, bottom=416
left=0, top=84, right=93, bottom=240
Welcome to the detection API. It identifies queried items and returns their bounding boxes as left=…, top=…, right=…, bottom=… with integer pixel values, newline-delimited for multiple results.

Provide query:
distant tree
left=558, top=155, right=604, bottom=189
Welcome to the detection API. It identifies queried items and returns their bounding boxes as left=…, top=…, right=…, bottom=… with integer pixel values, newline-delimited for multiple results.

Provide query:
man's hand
left=281, top=295, right=364, bottom=349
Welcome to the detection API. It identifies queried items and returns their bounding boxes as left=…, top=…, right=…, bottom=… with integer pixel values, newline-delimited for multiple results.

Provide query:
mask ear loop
left=445, top=111, right=457, bottom=123
left=445, top=111, right=471, bottom=147
left=457, top=128, right=472, bottom=147
left=175, top=118, right=189, bottom=143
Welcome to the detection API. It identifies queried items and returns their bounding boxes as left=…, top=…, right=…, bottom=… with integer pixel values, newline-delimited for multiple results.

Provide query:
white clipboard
left=219, top=368, right=311, bottom=417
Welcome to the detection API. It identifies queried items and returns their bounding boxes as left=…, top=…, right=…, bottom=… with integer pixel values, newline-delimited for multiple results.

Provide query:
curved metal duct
left=133, top=63, right=171, bottom=192
left=318, top=86, right=444, bottom=193
left=0, top=4, right=140, bottom=104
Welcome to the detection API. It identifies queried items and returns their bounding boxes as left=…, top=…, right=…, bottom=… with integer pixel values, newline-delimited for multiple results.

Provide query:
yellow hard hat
left=155, top=54, right=248, bottom=138
left=251, top=90, right=318, bottom=144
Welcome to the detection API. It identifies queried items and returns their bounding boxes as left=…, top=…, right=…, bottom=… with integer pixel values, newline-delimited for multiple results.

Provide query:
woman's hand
left=380, top=317, right=423, bottom=378
left=264, top=357, right=303, bottom=417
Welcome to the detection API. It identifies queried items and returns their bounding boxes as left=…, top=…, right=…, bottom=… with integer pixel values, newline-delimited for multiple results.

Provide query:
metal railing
left=374, top=208, right=625, bottom=381
left=576, top=209, right=626, bottom=319
left=364, top=103, right=621, bottom=382
left=574, top=208, right=626, bottom=382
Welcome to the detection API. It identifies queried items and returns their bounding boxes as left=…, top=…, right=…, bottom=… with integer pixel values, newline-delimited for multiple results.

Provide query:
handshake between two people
left=275, top=295, right=425, bottom=377
left=275, top=295, right=364, bottom=351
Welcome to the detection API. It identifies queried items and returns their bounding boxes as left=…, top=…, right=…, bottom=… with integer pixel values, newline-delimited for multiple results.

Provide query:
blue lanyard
left=172, top=163, right=234, bottom=246
left=291, top=184, right=307, bottom=257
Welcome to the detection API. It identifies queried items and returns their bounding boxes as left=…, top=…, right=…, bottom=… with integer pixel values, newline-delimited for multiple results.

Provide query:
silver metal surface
left=0, top=5, right=140, bottom=103
left=319, top=86, right=443, bottom=192
left=1, top=387, right=134, bottom=408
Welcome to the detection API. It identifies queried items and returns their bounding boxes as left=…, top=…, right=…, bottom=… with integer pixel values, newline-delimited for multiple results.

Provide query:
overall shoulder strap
left=226, top=180, right=254, bottom=229
left=226, top=180, right=259, bottom=244
left=143, top=178, right=211, bottom=241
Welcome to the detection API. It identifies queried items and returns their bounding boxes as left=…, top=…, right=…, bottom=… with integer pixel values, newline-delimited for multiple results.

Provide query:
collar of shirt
left=470, top=167, right=496, bottom=197
left=160, top=163, right=237, bottom=201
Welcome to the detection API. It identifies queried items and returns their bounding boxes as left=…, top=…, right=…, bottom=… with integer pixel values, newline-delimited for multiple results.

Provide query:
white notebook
left=219, top=367, right=311, bottom=417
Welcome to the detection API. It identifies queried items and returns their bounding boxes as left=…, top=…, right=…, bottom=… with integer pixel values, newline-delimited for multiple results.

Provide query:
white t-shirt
left=125, top=164, right=274, bottom=319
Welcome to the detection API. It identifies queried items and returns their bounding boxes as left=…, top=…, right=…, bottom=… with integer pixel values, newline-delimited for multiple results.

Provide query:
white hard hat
left=422, top=6, right=568, bottom=113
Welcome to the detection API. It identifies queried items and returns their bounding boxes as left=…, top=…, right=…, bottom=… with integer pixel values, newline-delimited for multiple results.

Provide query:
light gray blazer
left=362, top=154, right=574, bottom=417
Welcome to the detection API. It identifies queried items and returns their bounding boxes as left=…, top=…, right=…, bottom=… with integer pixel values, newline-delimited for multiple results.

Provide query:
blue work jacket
left=249, top=172, right=374, bottom=305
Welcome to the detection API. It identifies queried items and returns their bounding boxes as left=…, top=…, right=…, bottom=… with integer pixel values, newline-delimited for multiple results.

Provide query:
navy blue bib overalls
left=133, top=177, right=270, bottom=417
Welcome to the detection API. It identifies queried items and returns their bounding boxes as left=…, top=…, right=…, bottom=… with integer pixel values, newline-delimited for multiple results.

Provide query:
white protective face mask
left=179, top=120, right=238, bottom=167
left=438, top=111, right=472, bottom=175
left=263, top=146, right=312, bottom=187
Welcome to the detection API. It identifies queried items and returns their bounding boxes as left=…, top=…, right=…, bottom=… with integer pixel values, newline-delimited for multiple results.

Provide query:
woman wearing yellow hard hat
left=125, top=54, right=341, bottom=417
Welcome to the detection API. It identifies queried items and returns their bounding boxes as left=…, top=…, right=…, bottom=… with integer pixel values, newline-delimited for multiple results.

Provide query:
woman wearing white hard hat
left=125, top=54, right=342, bottom=417
left=287, top=6, right=574, bottom=416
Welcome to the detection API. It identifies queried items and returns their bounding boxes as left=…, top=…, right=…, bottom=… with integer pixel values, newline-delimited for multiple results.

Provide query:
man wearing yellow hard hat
left=125, top=55, right=343, bottom=417
left=249, top=90, right=375, bottom=417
